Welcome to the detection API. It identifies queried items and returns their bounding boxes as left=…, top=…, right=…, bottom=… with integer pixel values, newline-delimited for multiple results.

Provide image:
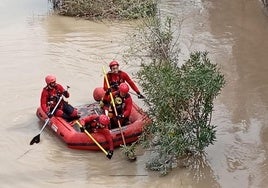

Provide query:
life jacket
left=112, top=91, right=130, bottom=115
left=107, top=71, right=124, bottom=90
left=44, top=85, right=63, bottom=108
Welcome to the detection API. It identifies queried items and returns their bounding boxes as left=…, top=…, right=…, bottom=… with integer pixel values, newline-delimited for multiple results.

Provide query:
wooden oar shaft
left=75, top=120, right=108, bottom=155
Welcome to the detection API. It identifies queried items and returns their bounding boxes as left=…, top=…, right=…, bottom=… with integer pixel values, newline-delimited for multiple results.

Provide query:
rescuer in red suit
left=40, top=75, right=80, bottom=121
left=103, top=60, right=145, bottom=99
left=79, top=114, right=114, bottom=159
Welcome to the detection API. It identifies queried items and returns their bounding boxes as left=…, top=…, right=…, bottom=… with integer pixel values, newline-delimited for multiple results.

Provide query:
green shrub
left=125, top=16, right=225, bottom=175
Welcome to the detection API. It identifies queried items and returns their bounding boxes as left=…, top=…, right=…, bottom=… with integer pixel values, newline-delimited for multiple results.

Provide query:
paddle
left=75, top=120, right=113, bottom=159
left=30, top=94, right=64, bottom=145
left=30, top=85, right=70, bottom=145
left=129, top=91, right=138, bottom=97
left=129, top=91, right=145, bottom=99
left=102, top=66, right=136, bottom=160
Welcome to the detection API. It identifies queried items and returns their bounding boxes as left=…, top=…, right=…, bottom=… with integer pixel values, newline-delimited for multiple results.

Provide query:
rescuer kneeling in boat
left=79, top=114, right=114, bottom=159
left=40, top=75, right=80, bottom=121
left=103, top=60, right=144, bottom=99
left=102, top=83, right=133, bottom=129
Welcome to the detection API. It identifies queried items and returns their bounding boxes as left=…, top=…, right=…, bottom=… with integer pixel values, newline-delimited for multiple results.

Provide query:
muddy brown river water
left=1, top=0, right=268, bottom=187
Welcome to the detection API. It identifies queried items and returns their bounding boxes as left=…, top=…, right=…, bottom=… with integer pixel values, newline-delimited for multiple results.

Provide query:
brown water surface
left=1, top=0, right=268, bottom=187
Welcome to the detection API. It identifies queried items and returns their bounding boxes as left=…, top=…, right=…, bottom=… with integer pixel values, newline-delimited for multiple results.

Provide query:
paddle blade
left=29, top=134, right=40, bottom=145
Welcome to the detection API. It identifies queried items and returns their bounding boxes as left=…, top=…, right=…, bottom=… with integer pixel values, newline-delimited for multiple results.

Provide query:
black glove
left=80, top=126, right=85, bottom=132
left=110, top=82, right=119, bottom=90
left=106, top=150, right=113, bottom=159
left=116, top=114, right=124, bottom=120
left=105, top=88, right=112, bottom=95
left=137, top=92, right=145, bottom=99
left=63, top=90, right=68, bottom=97
left=47, top=112, right=53, bottom=118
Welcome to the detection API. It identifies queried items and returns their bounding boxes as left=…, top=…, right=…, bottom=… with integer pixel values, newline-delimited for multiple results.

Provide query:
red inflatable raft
left=35, top=88, right=150, bottom=151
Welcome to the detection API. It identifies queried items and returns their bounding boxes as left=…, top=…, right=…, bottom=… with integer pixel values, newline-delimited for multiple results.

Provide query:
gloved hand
left=47, top=112, right=53, bottom=118
left=79, top=120, right=86, bottom=132
left=106, top=150, right=113, bottom=159
left=80, top=126, right=85, bottom=132
left=63, top=90, right=69, bottom=97
left=137, top=92, right=145, bottom=99
left=105, top=88, right=112, bottom=95
left=110, top=82, right=119, bottom=90
left=116, top=114, right=124, bottom=120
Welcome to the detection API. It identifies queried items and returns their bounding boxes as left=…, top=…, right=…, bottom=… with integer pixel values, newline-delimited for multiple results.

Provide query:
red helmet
left=109, top=60, right=119, bottom=68
left=99, top=115, right=110, bottom=126
left=119, top=83, right=129, bottom=93
left=93, top=87, right=105, bottom=101
left=45, top=75, right=56, bottom=84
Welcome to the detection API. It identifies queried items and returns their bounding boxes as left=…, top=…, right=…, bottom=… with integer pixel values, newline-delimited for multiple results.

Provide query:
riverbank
left=51, top=0, right=157, bottom=20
